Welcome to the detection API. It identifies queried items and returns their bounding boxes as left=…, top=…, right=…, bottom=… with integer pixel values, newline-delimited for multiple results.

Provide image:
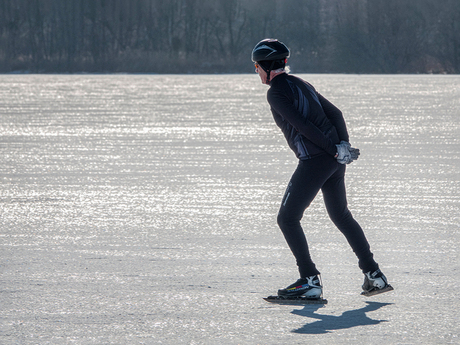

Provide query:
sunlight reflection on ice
left=0, top=74, right=459, bottom=343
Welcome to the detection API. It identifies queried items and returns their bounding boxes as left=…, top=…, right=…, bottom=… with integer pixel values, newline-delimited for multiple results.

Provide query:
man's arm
left=317, top=93, right=349, bottom=143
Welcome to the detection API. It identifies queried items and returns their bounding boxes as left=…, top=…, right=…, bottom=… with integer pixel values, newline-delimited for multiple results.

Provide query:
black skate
left=264, top=275, right=327, bottom=305
left=361, top=269, right=394, bottom=296
left=278, top=275, right=322, bottom=298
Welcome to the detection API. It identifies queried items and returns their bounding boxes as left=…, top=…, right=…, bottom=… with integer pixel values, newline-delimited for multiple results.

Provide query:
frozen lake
left=1, top=74, right=459, bottom=344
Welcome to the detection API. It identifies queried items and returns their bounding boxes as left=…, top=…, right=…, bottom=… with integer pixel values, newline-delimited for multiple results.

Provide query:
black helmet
left=251, top=39, right=290, bottom=63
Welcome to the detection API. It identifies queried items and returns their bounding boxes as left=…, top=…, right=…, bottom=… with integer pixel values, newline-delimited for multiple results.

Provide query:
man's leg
left=277, top=159, right=331, bottom=277
left=321, top=162, right=379, bottom=273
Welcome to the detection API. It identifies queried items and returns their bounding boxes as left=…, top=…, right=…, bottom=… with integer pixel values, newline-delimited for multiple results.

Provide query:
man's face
left=255, top=63, right=268, bottom=85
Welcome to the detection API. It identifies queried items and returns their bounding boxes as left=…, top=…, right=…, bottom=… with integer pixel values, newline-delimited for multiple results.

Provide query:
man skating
left=252, top=39, right=393, bottom=300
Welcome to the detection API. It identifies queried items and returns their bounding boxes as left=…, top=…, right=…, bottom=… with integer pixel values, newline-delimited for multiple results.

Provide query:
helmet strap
left=265, top=60, right=276, bottom=84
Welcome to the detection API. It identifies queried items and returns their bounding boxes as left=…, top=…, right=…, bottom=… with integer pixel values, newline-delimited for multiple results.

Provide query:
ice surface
left=1, top=74, right=459, bottom=344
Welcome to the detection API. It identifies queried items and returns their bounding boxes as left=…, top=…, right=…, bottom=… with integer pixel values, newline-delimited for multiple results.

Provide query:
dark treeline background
left=1, top=0, right=459, bottom=74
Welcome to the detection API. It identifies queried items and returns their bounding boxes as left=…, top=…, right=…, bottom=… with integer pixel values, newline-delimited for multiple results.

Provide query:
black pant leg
left=321, top=162, right=379, bottom=273
left=277, top=159, right=330, bottom=277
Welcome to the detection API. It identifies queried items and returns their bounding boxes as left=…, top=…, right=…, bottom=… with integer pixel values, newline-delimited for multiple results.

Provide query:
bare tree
left=0, top=0, right=458, bottom=73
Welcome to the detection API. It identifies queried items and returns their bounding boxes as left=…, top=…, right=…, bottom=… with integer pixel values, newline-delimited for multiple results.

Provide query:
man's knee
left=328, top=208, right=354, bottom=228
left=277, top=212, right=285, bottom=228
left=277, top=210, right=299, bottom=230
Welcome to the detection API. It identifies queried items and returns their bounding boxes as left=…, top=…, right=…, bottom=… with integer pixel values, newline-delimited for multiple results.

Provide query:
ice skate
left=361, top=269, right=394, bottom=296
left=278, top=275, right=323, bottom=298
left=264, top=275, right=327, bottom=304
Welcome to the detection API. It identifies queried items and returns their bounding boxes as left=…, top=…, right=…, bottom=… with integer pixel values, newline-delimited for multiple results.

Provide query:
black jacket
left=267, top=73, right=349, bottom=160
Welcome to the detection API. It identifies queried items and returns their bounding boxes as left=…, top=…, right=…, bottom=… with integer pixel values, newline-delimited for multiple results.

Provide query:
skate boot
left=361, top=269, right=393, bottom=296
left=278, top=275, right=322, bottom=299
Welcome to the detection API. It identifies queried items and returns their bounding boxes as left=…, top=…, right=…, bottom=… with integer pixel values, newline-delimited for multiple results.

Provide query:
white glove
left=335, top=141, right=360, bottom=164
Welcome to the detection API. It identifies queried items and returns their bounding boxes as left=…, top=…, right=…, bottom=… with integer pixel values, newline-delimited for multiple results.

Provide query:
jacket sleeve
left=317, top=93, right=349, bottom=143
left=268, top=88, right=337, bottom=156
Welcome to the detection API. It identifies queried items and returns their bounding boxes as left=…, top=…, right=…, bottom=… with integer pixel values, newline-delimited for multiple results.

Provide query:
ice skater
left=252, top=39, right=392, bottom=299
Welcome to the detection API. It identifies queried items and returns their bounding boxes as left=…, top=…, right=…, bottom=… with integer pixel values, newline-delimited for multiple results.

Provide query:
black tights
left=277, top=154, right=379, bottom=278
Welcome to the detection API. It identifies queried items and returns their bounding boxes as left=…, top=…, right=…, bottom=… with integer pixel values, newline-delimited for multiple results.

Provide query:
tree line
left=0, top=0, right=459, bottom=74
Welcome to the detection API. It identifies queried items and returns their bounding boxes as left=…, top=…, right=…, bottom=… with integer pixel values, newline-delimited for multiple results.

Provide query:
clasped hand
left=335, top=141, right=360, bottom=164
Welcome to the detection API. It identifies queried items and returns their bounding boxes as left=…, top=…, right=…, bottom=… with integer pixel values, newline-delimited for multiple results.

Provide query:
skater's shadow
left=291, top=301, right=393, bottom=334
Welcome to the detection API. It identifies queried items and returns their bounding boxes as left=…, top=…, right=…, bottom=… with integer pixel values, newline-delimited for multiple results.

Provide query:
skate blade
left=263, top=295, right=327, bottom=305
left=361, top=284, right=394, bottom=297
